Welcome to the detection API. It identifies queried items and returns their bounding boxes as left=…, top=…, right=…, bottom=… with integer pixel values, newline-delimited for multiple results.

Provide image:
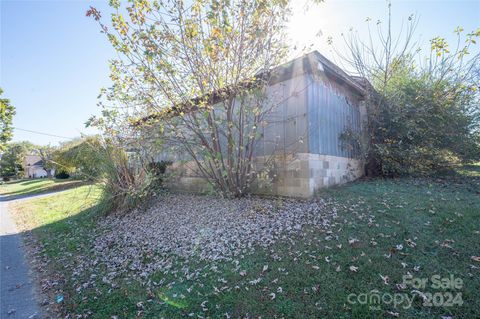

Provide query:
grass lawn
left=11, top=184, right=102, bottom=231
left=0, top=178, right=83, bottom=197
left=10, top=168, right=480, bottom=318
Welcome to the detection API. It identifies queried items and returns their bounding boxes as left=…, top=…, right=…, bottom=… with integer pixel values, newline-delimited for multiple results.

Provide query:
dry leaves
left=379, top=274, right=389, bottom=285
left=82, top=194, right=334, bottom=282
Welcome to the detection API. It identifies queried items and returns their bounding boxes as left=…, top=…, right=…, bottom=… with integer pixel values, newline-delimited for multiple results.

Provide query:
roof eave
left=309, top=51, right=366, bottom=96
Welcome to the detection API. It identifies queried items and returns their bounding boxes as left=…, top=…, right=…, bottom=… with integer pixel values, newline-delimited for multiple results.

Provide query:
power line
left=13, top=127, right=74, bottom=140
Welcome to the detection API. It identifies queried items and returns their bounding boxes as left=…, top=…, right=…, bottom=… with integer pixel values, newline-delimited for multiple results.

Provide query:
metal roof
left=134, top=50, right=368, bottom=126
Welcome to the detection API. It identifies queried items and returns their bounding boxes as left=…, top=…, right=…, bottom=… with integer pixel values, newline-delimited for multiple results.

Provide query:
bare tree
left=87, top=0, right=294, bottom=197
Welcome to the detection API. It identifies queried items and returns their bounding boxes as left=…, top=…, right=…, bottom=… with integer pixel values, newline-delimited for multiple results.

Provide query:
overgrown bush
left=333, top=3, right=480, bottom=177
left=367, top=63, right=480, bottom=176
left=53, top=136, right=106, bottom=179
left=53, top=136, right=168, bottom=214
left=147, top=160, right=172, bottom=186
left=96, top=142, right=169, bottom=214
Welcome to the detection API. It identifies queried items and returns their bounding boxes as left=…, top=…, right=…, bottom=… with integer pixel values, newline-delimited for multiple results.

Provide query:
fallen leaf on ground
left=380, top=274, right=389, bottom=285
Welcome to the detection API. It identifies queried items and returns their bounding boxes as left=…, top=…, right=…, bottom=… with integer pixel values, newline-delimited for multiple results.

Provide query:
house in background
left=145, top=51, right=368, bottom=198
left=23, top=154, right=55, bottom=178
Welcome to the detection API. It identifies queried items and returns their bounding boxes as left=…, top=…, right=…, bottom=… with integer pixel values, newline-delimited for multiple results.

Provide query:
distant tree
left=0, top=88, right=16, bottom=151
left=52, top=139, right=81, bottom=174
left=0, top=141, right=37, bottom=177
left=53, top=136, right=105, bottom=179
left=38, top=145, right=55, bottom=178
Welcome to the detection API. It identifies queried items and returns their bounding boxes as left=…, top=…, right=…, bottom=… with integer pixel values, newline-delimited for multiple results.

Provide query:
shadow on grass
left=430, top=164, right=480, bottom=193
left=2, top=192, right=105, bottom=317
left=18, top=180, right=49, bottom=186
left=2, top=179, right=46, bottom=186
left=0, top=181, right=86, bottom=201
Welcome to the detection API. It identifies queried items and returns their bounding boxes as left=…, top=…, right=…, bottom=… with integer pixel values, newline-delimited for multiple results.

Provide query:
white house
left=23, top=154, right=55, bottom=178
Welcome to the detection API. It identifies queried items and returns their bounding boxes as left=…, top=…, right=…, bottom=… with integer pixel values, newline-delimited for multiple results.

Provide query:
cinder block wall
left=307, top=154, right=363, bottom=192
left=161, top=57, right=367, bottom=198
left=168, top=152, right=364, bottom=198
left=252, top=153, right=363, bottom=198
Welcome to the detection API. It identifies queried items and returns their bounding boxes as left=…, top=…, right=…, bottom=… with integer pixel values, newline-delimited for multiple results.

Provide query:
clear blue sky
left=1, top=0, right=479, bottom=145
left=1, top=0, right=113, bottom=145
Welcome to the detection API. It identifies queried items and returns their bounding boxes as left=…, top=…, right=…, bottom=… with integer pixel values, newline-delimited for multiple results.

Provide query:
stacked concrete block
left=153, top=51, right=368, bottom=198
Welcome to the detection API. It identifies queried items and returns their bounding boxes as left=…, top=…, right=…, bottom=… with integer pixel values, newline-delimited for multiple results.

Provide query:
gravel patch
left=89, top=193, right=337, bottom=280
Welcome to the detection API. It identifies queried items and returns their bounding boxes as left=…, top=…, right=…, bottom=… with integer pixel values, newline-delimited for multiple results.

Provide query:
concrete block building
left=148, top=51, right=368, bottom=197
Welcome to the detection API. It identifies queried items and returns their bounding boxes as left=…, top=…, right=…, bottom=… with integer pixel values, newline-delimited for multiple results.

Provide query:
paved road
left=0, top=194, right=46, bottom=319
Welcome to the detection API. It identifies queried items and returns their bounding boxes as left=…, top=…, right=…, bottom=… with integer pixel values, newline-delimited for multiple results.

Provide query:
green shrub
left=147, top=160, right=172, bottom=186
left=361, top=62, right=480, bottom=177
left=55, top=171, right=70, bottom=179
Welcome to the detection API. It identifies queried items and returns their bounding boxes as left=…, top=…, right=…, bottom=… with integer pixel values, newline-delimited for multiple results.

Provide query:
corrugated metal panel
left=308, top=77, right=361, bottom=158
left=255, top=74, right=310, bottom=157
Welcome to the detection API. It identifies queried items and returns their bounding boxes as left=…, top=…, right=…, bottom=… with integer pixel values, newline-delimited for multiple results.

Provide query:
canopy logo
left=347, top=275, right=464, bottom=310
